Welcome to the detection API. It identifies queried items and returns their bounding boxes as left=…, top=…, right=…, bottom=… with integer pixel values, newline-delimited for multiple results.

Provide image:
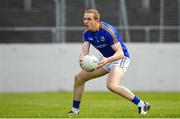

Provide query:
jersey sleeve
left=106, top=30, right=121, bottom=46
left=82, top=30, right=89, bottom=42
left=101, top=23, right=121, bottom=46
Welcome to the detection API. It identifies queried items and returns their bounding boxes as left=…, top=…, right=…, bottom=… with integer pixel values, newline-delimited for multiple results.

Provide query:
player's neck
left=92, top=23, right=100, bottom=32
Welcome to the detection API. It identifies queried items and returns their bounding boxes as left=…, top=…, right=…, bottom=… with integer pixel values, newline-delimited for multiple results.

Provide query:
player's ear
left=95, top=19, right=99, bottom=24
left=95, top=18, right=99, bottom=23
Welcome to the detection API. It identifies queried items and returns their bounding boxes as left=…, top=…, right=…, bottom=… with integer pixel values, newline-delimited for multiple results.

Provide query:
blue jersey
left=83, top=22, right=130, bottom=58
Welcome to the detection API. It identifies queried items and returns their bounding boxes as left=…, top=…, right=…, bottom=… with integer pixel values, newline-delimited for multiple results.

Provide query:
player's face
left=83, top=13, right=98, bottom=31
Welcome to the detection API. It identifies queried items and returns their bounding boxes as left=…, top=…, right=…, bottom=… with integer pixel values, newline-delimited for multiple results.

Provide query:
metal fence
left=0, top=0, right=179, bottom=43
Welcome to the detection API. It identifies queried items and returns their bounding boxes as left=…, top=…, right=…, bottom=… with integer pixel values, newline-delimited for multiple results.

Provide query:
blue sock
left=131, top=96, right=140, bottom=105
left=73, top=100, right=80, bottom=109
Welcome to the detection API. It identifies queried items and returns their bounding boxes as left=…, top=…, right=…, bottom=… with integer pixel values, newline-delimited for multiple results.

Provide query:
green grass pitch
left=0, top=92, right=180, bottom=118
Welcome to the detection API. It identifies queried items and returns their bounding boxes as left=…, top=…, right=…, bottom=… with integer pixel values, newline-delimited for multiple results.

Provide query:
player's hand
left=97, top=57, right=108, bottom=68
left=79, top=57, right=84, bottom=69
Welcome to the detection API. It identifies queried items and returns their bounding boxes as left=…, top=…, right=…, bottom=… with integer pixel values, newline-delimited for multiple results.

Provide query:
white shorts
left=103, top=56, right=130, bottom=72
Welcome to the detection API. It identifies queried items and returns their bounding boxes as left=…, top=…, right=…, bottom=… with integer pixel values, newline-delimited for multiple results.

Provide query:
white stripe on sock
left=137, top=100, right=145, bottom=107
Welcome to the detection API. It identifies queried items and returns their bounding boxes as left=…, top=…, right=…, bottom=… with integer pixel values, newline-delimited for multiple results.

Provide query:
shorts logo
left=113, top=62, right=119, bottom=65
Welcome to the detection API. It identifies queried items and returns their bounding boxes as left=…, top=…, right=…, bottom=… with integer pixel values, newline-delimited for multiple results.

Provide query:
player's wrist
left=106, top=57, right=113, bottom=63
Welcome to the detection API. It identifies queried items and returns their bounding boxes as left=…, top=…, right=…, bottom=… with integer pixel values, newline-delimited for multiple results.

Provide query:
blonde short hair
left=85, top=9, right=100, bottom=22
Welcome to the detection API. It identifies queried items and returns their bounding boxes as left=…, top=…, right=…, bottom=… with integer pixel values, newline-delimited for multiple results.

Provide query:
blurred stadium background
left=0, top=0, right=180, bottom=92
left=0, top=0, right=180, bottom=118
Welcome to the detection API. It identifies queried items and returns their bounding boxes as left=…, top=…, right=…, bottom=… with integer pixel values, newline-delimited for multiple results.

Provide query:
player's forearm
left=80, top=41, right=90, bottom=58
left=79, top=52, right=86, bottom=59
left=80, top=49, right=89, bottom=59
left=107, top=51, right=124, bottom=63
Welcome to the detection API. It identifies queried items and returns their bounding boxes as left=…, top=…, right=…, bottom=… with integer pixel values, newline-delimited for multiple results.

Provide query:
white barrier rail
left=0, top=26, right=180, bottom=31
left=0, top=43, right=180, bottom=92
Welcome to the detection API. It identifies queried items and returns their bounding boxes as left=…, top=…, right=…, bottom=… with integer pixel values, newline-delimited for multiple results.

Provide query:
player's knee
left=74, top=74, right=81, bottom=82
left=107, top=83, right=118, bottom=92
left=74, top=74, right=85, bottom=84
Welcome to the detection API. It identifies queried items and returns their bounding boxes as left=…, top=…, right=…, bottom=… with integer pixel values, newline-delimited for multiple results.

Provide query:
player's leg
left=69, top=67, right=108, bottom=114
left=106, top=66, right=150, bottom=115
left=106, top=66, right=135, bottom=100
left=74, top=67, right=108, bottom=100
